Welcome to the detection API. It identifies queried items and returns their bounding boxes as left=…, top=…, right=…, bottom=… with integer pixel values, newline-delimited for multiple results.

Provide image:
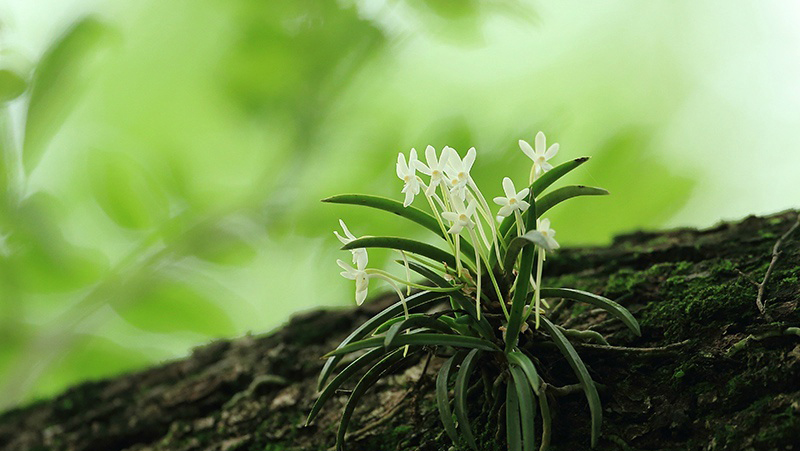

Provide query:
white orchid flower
left=334, top=219, right=368, bottom=269
left=493, top=177, right=530, bottom=218
left=337, top=259, right=370, bottom=305
left=396, top=148, right=421, bottom=207
left=441, top=199, right=477, bottom=235
left=443, top=146, right=476, bottom=201
left=519, top=131, right=559, bottom=178
left=536, top=218, right=560, bottom=251
left=414, top=145, right=450, bottom=196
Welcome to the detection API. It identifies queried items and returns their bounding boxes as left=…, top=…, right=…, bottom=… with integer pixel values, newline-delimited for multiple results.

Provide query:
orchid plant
left=307, top=132, right=641, bottom=451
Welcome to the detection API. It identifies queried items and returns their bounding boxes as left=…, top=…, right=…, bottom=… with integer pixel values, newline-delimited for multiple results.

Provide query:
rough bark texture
left=1, top=210, right=799, bottom=451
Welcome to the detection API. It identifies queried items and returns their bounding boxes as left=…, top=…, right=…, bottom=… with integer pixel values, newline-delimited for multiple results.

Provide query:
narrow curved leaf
left=540, top=317, right=602, bottom=448
left=510, top=366, right=537, bottom=451
left=505, top=192, right=537, bottom=351
left=336, top=349, right=409, bottom=451
left=504, top=231, right=552, bottom=277
left=531, top=156, right=591, bottom=197
left=324, top=333, right=497, bottom=357
left=536, top=185, right=609, bottom=217
left=497, top=157, right=591, bottom=238
left=306, top=347, right=386, bottom=425
left=373, top=313, right=428, bottom=334
left=540, top=288, right=640, bottom=336
left=507, top=351, right=542, bottom=396
left=324, top=193, right=476, bottom=259
left=454, top=349, right=482, bottom=450
left=317, top=290, right=444, bottom=390
left=384, top=316, right=455, bottom=348
left=343, top=236, right=458, bottom=269
left=506, top=376, right=522, bottom=451
left=436, top=353, right=464, bottom=447
left=403, top=260, right=450, bottom=287
left=405, top=261, right=495, bottom=341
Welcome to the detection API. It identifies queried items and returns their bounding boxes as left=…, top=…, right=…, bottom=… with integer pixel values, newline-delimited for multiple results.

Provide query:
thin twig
left=573, top=339, right=691, bottom=356
left=755, top=213, right=800, bottom=315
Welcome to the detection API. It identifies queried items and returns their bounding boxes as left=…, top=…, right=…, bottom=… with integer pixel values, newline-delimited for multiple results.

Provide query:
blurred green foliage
left=1, top=0, right=796, bottom=408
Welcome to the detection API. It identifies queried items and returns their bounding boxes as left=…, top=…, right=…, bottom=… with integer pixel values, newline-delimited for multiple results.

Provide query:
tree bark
left=1, top=210, right=799, bottom=451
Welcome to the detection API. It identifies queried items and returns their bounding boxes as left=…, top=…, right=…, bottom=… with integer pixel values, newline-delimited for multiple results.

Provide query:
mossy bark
left=1, top=211, right=799, bottom=451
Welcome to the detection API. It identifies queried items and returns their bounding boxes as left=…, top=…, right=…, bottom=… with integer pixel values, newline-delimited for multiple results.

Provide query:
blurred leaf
left=24, top=17, right=111, bottom=173
left=6, top=192, right=108, bottom=292
left=113, top=277, right=236, bottom=336
left=0, top=69, right=27, bottom=103
left=182, top=222, right=258, bottom=266
left=88, top=149, right=170, bottom=230
left=548, top=128, right=695, bottom=244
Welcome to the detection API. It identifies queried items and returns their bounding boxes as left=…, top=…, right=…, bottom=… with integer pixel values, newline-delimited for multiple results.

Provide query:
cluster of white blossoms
left=336, top=131, right=561, bottom=320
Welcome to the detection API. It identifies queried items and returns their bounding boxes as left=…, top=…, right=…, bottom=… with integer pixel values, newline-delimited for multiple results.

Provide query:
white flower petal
left=356, top=287, right=368, bottom=305
left=545, top=143, right=559, bottom=160
left=502, top=177, right=516, bottom=199
left=396, top=153, right=407, bottom=179
left=497, top=205, right=513, bottom=217
left=463, top=147, right=476, bottom=172
left=518, top=200, right=530, bottom=212
left=535, top=131, right=546, bottom=154
left=519, top=139, right=535, bottom=160
left=516, top=187, right=530, bottom=201
left=493, top=196, right=508, bottom=206
left=441, top=211, right=459, bottom=222
left=403, top=189, right=415, bottom=207
left=415, top=159, right=432, bottom=175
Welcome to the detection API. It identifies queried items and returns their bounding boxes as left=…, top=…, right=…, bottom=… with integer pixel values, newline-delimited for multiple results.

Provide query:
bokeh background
left=1, top=0, right=798, bottom=409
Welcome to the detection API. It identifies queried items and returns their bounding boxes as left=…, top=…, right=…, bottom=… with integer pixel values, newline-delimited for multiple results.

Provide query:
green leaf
left=505, top=191, right=537, bottom=351
left=540, top=317, right=602, bottom=448
left=454, top=349, right=482, bottom=451
left=507, top=351, right=542, bottom=396
left=324, top=193, right=476, bottom=260
left=536, top=185, right=609, bottom=217
left=317, top=291, right=444, bottom=390
left=384, top=316, right=455, bottom=348
left=343, top=236, right=459, bottom=269
left=324, top=333, right=497, bottom=357
left=404, top=261, right=496, bottom=341
left=436, top=353, right=464, bottom=447
left=336, top=349, right=409, bottom=451
left=0, top=69, right=27, bottom=102
left=532, top=157, right=592, bottom=196
left=403, top=260, right=450, bottom=288
left=506, top=376, right=523, bottom=451
left=510, top=366, right=537, bottom=451
left=88, top=149, right=169, bottom=230
left=504, top=231, right=552, bottom=278
left=373, top=313, right=429, bottom=334
left=24, top=18, right=112, bottom=173
left=497, top=157, right=591, bottom=238
left=540, top=288, right=640, bottom=336
left=307, top=347, right=386, bottom=425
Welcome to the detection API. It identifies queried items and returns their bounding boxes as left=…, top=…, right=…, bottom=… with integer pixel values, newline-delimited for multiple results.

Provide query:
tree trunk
left=1, top=211, right=799, bottom=451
